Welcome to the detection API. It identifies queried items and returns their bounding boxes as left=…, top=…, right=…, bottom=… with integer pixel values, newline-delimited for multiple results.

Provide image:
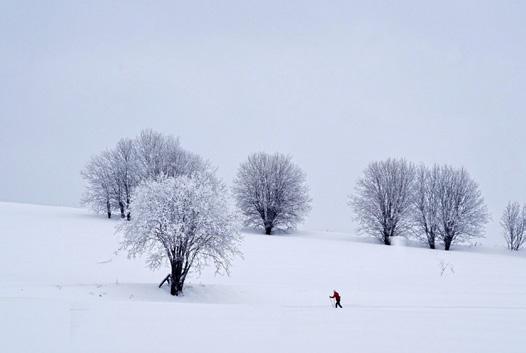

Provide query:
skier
left=329, top=290, right=342, bottom=308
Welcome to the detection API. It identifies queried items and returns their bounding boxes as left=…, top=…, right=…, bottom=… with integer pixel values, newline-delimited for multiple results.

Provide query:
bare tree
left=163, top=139, right=208, bottom=178
left=134, top=129, right=170, bottom=180
left=233, top=152, right=311, bottom=235
left=134, top=129, right=208, bottom=178
left=81, top=151, right=114, bottom=218
left=349, top=158, right=416, bottom=245
left=82, top=129, right=209, bottom=220
left=110, top=138, right=139, bottom=220
left=412, top=165, right=441, bottom=249
left=501, top=201, right=526, bottom=251
left=435, top=166, right=488, bottom=251
left=119, top=173, right=240, bottom=296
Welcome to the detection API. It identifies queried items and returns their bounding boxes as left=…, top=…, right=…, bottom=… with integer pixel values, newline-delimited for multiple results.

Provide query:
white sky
left=1, top=1, right=525, bottom=240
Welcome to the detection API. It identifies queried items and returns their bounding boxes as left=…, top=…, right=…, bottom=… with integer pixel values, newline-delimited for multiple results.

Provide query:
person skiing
left=329, top=290, right=342, bottom=308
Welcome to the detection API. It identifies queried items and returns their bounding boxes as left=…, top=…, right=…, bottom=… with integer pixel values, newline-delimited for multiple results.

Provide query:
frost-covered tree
left=134, top=129, right=169, bottom=179
left=501, top=201, right=526, bottom=251
left=163, top=138, right=208, bottom=178
left=435, top=166, right=488, bottom=251
left=110, top=138, right=140, bottom=220
left=412, top=165, right=441, bottom=249
left=134, top=129, right=205, bottom=180
left=81, top=129, right=209, bottom=220
left=81, top=151, right=114, bottom=218
left=119, top=173, right=240, bottom=296
left=350, top=158, right=416, bottom=245
left=233, top=152, right=311, bottom=235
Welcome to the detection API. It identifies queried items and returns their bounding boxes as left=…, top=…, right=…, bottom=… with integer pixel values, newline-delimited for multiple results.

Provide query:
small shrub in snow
left=501, top=202, right=526, bottom=251
left=233, top=152, right=311, bottom=235
left=119, top=173, right=241, bottom=296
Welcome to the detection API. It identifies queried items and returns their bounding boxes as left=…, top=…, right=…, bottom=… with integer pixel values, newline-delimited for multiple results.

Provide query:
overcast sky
left=1, top=1, right=525, bottom=241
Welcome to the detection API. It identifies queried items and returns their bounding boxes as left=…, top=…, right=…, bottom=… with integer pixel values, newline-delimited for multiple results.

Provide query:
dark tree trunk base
left=429, top=238, right=435, bottom=249
left=106, top=201, right=111, bottom=219
left=170, top=261, right=186, bottom=296
left=119, top=202, right=125, bottom=219
left=170, top=282, right=178, bottom=296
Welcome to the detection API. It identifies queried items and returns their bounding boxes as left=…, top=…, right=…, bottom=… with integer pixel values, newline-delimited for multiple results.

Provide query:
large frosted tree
left=434, top=166, right=488, bottom=250
left=233, top=152, right=311, bottom=235
left=119, top=173, right=240, bottom=296
left=350, top=158, right=416, bottom=245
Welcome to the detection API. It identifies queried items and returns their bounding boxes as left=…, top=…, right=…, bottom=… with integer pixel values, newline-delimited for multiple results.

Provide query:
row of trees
left=82, top=134, right=526, bottom=295
left=82, top=131, right=312, bottom=295
left=84, top=134, right=526, bottom=253
left=81, top=130, right=207, bottom=220
left=82, top=131, right=312, bottom=234
left=350, top=159, right=489, bottom=250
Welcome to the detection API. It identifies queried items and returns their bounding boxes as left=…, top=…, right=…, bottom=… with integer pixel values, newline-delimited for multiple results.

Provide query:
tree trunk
left=383, top=230, right=391, bottom=245
left=126, top=194, right=131, bottom=221
left=119, top=201, right=125, bottom=219
left=429, top=236, right=435, bottom=249
left=106, top=200, right=111, bottom=219
left=264, top=220, right=273, bottom=235
left=170, top=261, right=184, bottom=296
left=170, top=279, right=177, bottom=296
left=444, top=237, right=452, bottom=251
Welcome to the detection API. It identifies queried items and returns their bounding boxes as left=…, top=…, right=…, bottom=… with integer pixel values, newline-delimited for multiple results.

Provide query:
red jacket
left=330, top=291, right=341, bottom=301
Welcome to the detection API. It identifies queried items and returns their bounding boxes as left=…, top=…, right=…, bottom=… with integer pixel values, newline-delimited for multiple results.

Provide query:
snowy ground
left=1, top=202, right=525, bottom=353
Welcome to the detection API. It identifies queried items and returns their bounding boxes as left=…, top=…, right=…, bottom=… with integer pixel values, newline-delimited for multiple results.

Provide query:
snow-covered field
left=1, top=202, right=525, bottom=353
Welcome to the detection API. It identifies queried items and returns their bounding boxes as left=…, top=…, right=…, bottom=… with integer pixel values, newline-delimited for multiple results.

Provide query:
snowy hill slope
left=0, top=202, right=525, bottom=353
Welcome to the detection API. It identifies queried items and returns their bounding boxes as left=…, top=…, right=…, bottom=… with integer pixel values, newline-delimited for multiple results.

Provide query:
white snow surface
left=1, top=202, right=525, bottom=353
